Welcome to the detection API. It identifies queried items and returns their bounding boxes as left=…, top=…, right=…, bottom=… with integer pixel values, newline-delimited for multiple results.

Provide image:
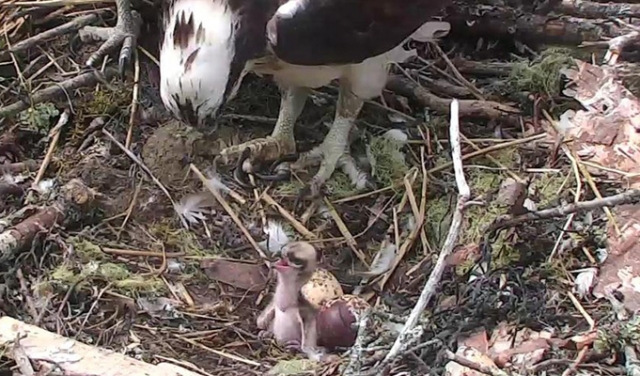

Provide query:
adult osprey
left=81, top=0, right=451, bottom=195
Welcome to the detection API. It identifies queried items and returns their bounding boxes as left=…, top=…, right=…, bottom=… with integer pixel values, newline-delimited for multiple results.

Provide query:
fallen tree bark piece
left=0, top=179, right=97, bottom=261
left=386, top=76, right=521, bottom=125
left=446, top=2, right=625, bottom=47
left=555, top=0, right=640, bottom=19
left=0, top=316, right=205, bottom=376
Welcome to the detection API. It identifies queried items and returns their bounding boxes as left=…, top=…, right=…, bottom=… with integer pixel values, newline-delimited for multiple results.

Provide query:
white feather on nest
left=174, top=172, right=233, bottom=228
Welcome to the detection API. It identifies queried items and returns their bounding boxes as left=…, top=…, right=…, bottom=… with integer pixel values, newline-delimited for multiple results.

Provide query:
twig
left=431, top=43, right=485, bottom=100
left=386, top=76, right=520, bottom=125
left=489, top=189, right=640, bottom=232
left=173, top=334, right=263, bottom=368
left=0, top=160, right=40, bottom=174
left=125, top=50, right=140, bottom=149
left=261, top=193, right=316, bottom=239
left=16, top=268, right=38, bottom=322
left=33, top=109, right=69, bottom=187
left=567, top=291, right=595, bottom=331
left=190, top=164, right=267, bottom=260
left=378, top=99, right=470, bottom=372
left=0, top=68, right=118, bottom=118
left=101, top=129, right=178, bottom=208
left=0, top=14, right=103, bottom=61
left=323, top=197, right=369, bottom=267
left=561, top=346, right=588, bottom=376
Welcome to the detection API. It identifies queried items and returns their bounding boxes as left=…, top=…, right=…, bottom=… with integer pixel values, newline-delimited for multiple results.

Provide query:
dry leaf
left=201, top=259, right=269, bottom=291
left=444, top=346, right=500, bottom=376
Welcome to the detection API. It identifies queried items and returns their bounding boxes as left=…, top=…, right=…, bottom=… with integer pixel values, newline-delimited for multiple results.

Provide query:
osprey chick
left=82, top=0, right=452, bottom=196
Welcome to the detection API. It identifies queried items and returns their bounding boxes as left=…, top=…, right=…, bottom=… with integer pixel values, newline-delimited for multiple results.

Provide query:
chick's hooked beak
left=273, top=256, right=302, bottom=272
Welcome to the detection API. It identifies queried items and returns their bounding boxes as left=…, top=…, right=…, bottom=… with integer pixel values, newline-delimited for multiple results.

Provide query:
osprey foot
left=79, top=1, right=142, bottom=75
left=216, top=136, right=296, bottom=188
left=290, top=144, right=375, bottom=208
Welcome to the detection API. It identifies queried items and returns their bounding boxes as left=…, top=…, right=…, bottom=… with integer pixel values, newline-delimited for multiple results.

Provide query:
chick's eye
left=288, top=255, right=304, bottom=268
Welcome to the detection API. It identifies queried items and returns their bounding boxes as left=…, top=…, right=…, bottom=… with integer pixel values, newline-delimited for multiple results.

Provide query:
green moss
left=508, top=47, right=575, bottom=97
left=596, top=314, right=640, bottom=353
left=17, top=102, right=59, bottom=135
left=369, top=135, right=409, bottom=188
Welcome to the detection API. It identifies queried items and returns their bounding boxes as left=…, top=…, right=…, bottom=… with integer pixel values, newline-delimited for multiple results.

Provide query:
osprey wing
left=267, top=0, right=451, bottom=66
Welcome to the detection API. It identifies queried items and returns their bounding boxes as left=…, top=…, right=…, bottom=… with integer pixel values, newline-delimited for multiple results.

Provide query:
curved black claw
left=255, top=163, right=291, bottom=182
left=232, top=148, right=255, bottom=189
left=269, top=153, right=300, bottom=171
left=79, top=10, right=142, bottom=77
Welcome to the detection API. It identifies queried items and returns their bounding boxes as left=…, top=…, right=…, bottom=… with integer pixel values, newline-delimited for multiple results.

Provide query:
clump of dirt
left=142, top=120, right=203, bottom=188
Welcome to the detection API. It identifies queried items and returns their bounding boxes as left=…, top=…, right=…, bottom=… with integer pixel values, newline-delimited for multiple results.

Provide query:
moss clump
left=596, top=314, right=640, bottom=353
left=46, top=260, right=165, bottom=295
left=149, top=219, right=214, bottom=257
left=368, top=135, right=409, bottom=188
left=509, top=47, right=574, bottom=97
left=18, top=102, right=59, bottom=136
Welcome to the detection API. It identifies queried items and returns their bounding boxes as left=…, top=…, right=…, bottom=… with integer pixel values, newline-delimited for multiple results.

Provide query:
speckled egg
left=316, top=295, right=371, bottom=349
left=300, top=268, right=343, bottom=309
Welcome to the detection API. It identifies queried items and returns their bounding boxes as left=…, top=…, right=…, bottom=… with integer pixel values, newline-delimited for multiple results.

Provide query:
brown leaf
left=201, top=259, right=269, bottom=291
left=558, top=60, right=640, bottom=188
left=593, top=204, right=640, bottom=311
left=446, top=243, right=481, bottom=267
left=488, top=323, right=552, bottom=368
left=496, top=177, right=529, bottom=215
left=445, top=346, right=501, bottom=376
left=459, top=330, right=489, bottom=354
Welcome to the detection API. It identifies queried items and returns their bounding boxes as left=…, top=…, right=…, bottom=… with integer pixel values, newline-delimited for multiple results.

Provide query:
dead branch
left=446, top=3, right=625, bottom=46
left=0, top=183, right=25, bottom=198
left=386, top=76, right=521, bottom=124
left=0, top=131, right=22, bottom=160
left=451, top=58, right=514, bottom=77
left=0, top=316, right=209, bottom=376
left=555, top=0, right=640, bottom=19
left=489, top=189, right=640, bottom=231
left=0, top=160, right=41, bottom=175
left=0, top=68, right=118, bottom=119
left=377, top=100, right=471, bottom=374
left=0, top=179, right=97, bottom=261
left=0, top=13, right=104, bottom=61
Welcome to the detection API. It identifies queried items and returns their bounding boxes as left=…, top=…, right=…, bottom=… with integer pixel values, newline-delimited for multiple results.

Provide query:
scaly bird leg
left=79, top=0, right=142, bottom=74
left=290, top=81, right=365, bottom=197
left=216, top=86, right=309, bottom=186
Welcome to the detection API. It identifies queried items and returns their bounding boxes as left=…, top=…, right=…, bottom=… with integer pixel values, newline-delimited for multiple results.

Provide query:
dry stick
left=0, top=68, right=118, bottom=118
left=125, top=51, right=141, bottom=149
left=0, top=13, right=102, bottom=61
left=173, top=334, right=262, bottom=368
left=489, top=188, right=640, bottom=231
left=190, top=164, right=267, bottom=260
left=333, top=133, right=547, bottom=204
left=33, top=109, right=70, bottom=186
left=101, top=129, right=178, bottom=208
left=323, top=197, right=369, bottom=267
left=261, top=193, right=316, bottom=239
left=378, top=99, right=470, bottom=373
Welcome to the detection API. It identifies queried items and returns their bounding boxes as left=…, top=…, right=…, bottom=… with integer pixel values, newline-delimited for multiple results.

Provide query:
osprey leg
left=291, top=82, right=365, bottom=197
left=78, top=0, right=141, bottom=74
left=217, top=86, right=308, bottom=186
